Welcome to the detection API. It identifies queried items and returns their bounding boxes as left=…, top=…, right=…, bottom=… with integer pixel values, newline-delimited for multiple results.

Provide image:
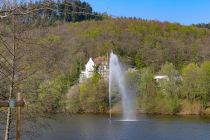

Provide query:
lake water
left=26, top=114, right=210, bottom=140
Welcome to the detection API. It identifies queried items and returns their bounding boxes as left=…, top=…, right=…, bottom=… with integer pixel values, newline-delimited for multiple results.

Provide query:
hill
left=1, top=17, right=210, bottom=115
left=54, top=19, right=210, bottom=71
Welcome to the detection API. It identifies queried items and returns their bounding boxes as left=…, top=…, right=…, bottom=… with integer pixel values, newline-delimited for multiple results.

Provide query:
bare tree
left=0, top=0, right=102, bottom=139
left=0, top=1, right=58, bottom=139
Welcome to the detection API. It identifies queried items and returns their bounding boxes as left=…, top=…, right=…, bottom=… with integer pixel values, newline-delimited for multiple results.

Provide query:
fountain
left=109, top=52, right=136, bottom=121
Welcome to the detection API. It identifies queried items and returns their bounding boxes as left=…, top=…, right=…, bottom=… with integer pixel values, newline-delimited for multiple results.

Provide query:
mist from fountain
left=109, top=52, right=136, bottom=121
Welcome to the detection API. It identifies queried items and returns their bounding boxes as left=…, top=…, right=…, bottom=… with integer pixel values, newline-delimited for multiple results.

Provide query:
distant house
left=127, top=68, right=138, bottom=73
left=154, top=75, right=169, bottom=94
left=154, top=75, right=182, bottom=83
left=154, top=75, right=169, bottom=88
left=154, top=75, right=169, bottom=82
left=79, top=56, right=109, bottom=83
left=154, top=75, right=182, bottom=95
left=79, top=58, right=95, bottom=83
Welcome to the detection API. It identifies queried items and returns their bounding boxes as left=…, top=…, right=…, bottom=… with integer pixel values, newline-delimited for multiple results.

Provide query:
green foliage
left=15, top=0, right=103, bottom=26
left=85, top=28, right=102, bottom=39
left=159, top=62, right=178, bottom=78
left=139, top=67, right=156, bottom=97
left=65, top=85, right=81, bottom=113
left=37, top=73, right=78, bottom=112
left=92, top=72, right=101, bottom=84
left=66, top=19, right=210, bottom=71
left=135, top=53, right=144, bottom=69
left=3, top=15, right=210, bottom=115
left=39, top=34, right=61, bottom=46
left=138, top=61, right=210, bottom=114
left=200, top=61, right=210, bottom=89
left=180, top=61, right=210, bottom=108
left=139, top=93, right=180, bottom=114
left=158, top=62, right=181, bottom=96
left=138, top=64, right=181, bottom=114
left=199, top=61, right=210, bottom=106
left=181, top=63, right=202, bottom=101
left=79, top=77, right=108, bottom=113
left=154, top=95, right=180, bottom=114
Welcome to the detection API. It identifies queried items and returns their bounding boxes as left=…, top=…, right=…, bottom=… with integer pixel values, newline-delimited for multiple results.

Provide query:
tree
left=79, top=73, right=108, bottom=113
left=0, top=1, right=60, bottom=139
left=199, top=61, right=210, bottom=107
left=158, top=62, right=181, bottom=96
left=135, top=53, right=144, bottom=69
left=139, top=67, right=156, bottom=97
left=181, top=63, right=202, bottom=101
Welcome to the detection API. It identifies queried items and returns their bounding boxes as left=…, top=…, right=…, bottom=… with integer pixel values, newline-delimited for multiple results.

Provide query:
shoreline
left=61, top=111, right=210, bottom=117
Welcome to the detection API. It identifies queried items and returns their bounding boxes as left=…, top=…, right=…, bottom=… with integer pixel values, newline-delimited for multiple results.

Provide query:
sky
left=82, top=0, right=210, bottom=25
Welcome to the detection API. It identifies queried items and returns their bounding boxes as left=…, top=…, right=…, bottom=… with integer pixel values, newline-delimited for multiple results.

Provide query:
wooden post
left=16, top=93, right=21, bottom=140
left=4, top=107, right=11, bottom=140
left=0, top=93, right=24, bottom=140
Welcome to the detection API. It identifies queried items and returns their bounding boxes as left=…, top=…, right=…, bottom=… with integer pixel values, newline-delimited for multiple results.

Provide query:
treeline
left=66, top=19, right=210, bottom=71
left=137, top=61, right=210, bottom=115
left=61, top=19, right=210, bottom=114
left=194, top=23, right=210, bottom=29
left=1, top=14, right=210, bottom=115
left=1, top=0, right=103, bottom=26
left=62, top=60, right=210, bottom=115
left=22, top=19, right=210, bottom=115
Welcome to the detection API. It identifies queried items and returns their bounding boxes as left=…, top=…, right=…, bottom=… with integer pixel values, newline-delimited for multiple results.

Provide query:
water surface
left=27, top=114, right=210, bottom=140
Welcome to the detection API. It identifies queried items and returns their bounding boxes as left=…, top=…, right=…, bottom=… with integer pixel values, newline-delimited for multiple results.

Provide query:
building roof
left=93, top=56, right=108, bottom=65
left=86, top=58, right=95, bottom=65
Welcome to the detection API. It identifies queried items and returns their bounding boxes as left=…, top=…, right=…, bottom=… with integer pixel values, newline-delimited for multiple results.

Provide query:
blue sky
left=82, top=0, right=210, bottom=25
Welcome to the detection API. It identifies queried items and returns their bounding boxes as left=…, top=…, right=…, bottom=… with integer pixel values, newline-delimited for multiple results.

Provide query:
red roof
left=93, top=56, right=108, bottom=65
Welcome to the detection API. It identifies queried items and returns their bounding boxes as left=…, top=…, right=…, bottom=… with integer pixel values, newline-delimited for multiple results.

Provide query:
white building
left=79, top=57, right=109, bottom=83
left=154, top=75, right=169, bottom=82
left=79, top=58, right=95, bottom=83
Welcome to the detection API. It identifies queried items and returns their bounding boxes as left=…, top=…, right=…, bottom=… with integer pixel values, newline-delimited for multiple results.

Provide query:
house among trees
left=154, top=75, right=169, bottom=82
left=80, top=58, right=95, bottom=83
left=154, top=75, right=169, bottom=88
left=154, top=74, right=182, bottom=94
left=79, top=56, right=109, bottom=83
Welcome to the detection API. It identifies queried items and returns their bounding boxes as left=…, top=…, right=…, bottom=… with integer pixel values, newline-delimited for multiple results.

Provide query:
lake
left=26, top=114, right=210, bottom=140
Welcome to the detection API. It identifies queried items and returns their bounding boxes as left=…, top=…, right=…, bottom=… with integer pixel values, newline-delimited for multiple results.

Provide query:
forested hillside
left=65, top=19, right=210, bottom=71
left=1, top=0, right=210, bottom=117
left=16, top=19, right=210, bottom=115
left=195, top=23, right=210, bottom=29
left=2, top=1, right=210, bottom=140
left=51, top=19, right=210, bottom=114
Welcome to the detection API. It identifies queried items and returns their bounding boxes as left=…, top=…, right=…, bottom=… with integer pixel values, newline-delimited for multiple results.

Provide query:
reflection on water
left=24, top=114, right=210, bottom=140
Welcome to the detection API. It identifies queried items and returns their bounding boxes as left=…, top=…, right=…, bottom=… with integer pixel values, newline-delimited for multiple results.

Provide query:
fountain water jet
left=109, top=52, right=136, bottom=121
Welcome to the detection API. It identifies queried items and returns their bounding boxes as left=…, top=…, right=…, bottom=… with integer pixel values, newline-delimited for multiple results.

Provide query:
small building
left=154, top=75, right=169, bottom=87
left=154, top=75, right=169, bottom=82
left=79, top=56, right=109, bottom=83
left=154, top=75, right=169, bottom=94
left=127, top=68, right=138, bottom=73
left=79, top=58, right=95, bottom=83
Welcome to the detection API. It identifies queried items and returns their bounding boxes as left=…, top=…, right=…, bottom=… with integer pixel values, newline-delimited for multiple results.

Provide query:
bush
left=65, top=85, right=81, bottom=113
left=37, top=73, right=78, bottom=112
left=79, top=73, right=109, bottom=113
left=179, top=100, right=201, bottom=115
left=139, top=94, right=180, bottom=114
